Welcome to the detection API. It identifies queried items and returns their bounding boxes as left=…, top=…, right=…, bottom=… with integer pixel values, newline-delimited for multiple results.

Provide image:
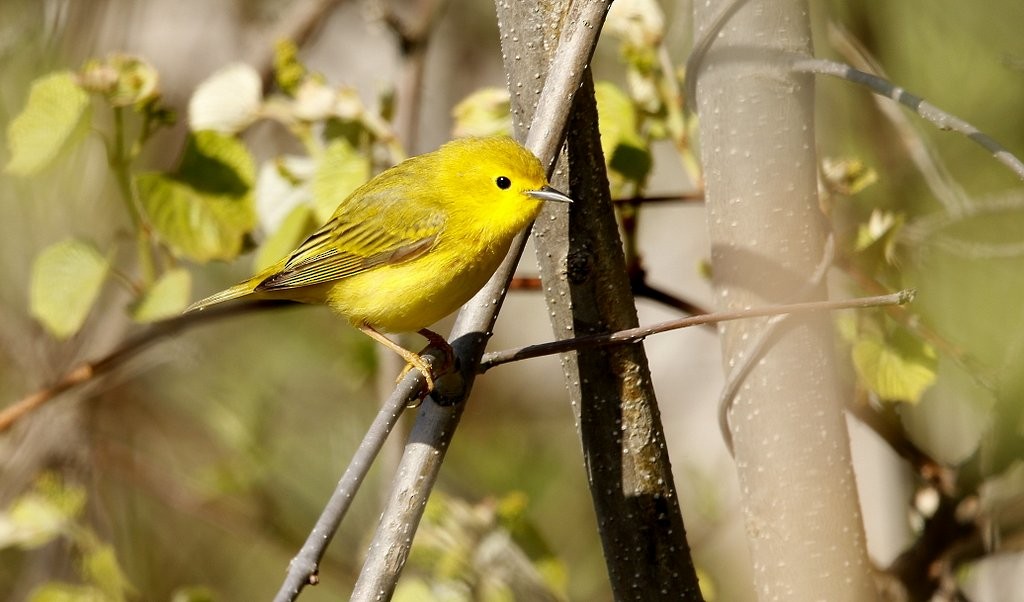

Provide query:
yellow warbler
left=186, top=135, right=570, bottom=390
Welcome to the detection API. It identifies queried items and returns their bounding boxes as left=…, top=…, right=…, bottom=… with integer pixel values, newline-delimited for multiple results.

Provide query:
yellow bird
left=186, top=135, right=570, bottom=391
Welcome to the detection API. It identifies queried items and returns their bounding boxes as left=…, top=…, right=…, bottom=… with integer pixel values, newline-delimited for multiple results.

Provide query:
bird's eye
left=495, top=176, right=512, bottom=190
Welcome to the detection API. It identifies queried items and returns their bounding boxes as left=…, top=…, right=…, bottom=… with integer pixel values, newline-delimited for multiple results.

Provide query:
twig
left=255, top=0, right=350, bottom=92
left=272, top=374, right=421, bottom=601
left=348, top=2, right=612, bottom=599
left=380, top=0, right=452, bottom=151
left=613, top=192, right=704, bottom=204
left=683, top=0, right=753, bottom=111
left=0, top=302, right=294, bottom=434
left=847, top=397, right=956, bottom=496
left=826, top=22, right=971, bottom=216
left=687, top=6, right=1024, bottom=183
left=479, top=289, right=912, bottom=371
left=791, top=58, right=1024, bottom=182
left=629, top=268, right=710, bottom=317
left=717, top=234, right=836, bottom=454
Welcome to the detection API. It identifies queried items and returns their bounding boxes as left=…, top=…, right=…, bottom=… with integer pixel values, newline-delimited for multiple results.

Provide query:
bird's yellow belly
left=325, top=242, right=508, bottom=333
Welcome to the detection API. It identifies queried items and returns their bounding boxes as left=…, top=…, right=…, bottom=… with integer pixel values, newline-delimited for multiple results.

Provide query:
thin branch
left=847, top=396, right=956, bottom=496
left=683, top=0, right=753, bottom=112
left=511, top=273, right=711, bottom=318
left=479, top=289, right=913, bottom=371
left=348, top=2, right=612, bottom=599
left=717, top=233, right=836, bottom=454
left=792, top=58, right=1024, bottom=182
left=826, top=22, right=972, bottom=216
left=255, top=0, right=350, bottom=92
left=629, top=268, right=710, bottom=317
left=379, top=0, right=452, bottom=151
left=613, top=192, right=704, bottom=204
left=688, top=6, right=1024, bottom=183
left=901, top=190, right=1024, bottom=260
left=0, top=302, right=293, bottom=434
left=272, top=374, right=422, bottom=601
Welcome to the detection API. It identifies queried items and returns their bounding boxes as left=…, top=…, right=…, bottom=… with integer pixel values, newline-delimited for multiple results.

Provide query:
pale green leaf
left=595, top=81, right=651, bottom=188
left=5, top=72, right=91, bottom=176
left=452, top=87, right=512, bottom=138
left=138, top=132, right=255, bottom=263
left=254, top=204, right=316, bottom=271
left=189, top=63, right=262, bottom=133
left=137, top=174, right=250, bottom=262
left=0, top=475, right=85, bottom=549
left=28, top=584, right=107, bottom=602
left=29, top=239, right=109, bottom=339
left=132, top=268, right=192, bottom=322
left=853, top=330, right=937, bottom=403
left=170, top=586, right=218, bottom=602
left=392, top=578, right=435, bottom=602
left=312, top=138, right=370, bottom=223
left=82, top=544, right=134, bottom=601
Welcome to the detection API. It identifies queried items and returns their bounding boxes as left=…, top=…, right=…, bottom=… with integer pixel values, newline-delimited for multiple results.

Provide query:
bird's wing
left=255, top=189, right=445, bottom=292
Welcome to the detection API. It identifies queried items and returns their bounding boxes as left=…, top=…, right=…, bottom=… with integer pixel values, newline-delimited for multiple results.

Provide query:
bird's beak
left=527, top=185, right=572, bottom=203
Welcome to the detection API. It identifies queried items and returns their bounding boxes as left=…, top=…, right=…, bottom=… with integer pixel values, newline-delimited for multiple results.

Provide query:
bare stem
left=348, top=2, right=612, bottom=599
left=479, top=290, right=912, bottom=371
left=0, top=302, right=293, bottom=434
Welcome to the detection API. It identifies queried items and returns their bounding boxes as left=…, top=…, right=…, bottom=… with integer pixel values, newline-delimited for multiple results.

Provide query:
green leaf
left=132, top=268, right=191, bottom=322
left=853, top=329, right=937, bottom=403
left=82, top=544, right=134, bottom=601
left=29, top=239, right=109, bottom=339
left=452, top=87, right=512, bottom=138
left=138, top=132, right=255, bottom=263
left=595, top=81, right=651, bottom=190
left=5, top=71, right=91, bottom=176
left=178, top=130, right=255, bottom=194
left=27, top=584, right=107, bottom=602
left=312, top=138, right=370, bottom=223
left=137, top=174, right=250, bottom=262
left=254, top=204, right=316, bottom=271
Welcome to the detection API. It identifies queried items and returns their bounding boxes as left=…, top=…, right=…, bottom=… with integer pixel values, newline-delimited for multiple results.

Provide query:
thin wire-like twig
left=480, top=288, right=912, bottom=371
left=792, top=58, right=1024, bottom=182
left=716, top=234, right=836, bottom=454
left=826, top=22, right=972, bottom=216
left=272, top=373, right=425, bottom=601
left=0, top=302, right=293, bottom=433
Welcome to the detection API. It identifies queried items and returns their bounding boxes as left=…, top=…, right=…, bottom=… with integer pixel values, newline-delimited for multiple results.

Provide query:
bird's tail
left=184, top=281, right=257, bottom=313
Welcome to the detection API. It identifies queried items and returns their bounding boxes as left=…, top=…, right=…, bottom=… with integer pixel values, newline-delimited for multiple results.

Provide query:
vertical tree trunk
left=692, top=0, right=877, bottom=599
left=497, top=2, right=703, bottom=599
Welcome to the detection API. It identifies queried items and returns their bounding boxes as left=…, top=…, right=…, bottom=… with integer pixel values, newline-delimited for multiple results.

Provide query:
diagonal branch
left=347, top=2, right=613, bottom=600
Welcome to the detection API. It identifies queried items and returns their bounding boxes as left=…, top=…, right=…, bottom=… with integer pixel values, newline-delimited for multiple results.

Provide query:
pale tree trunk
left=692, top=0, right=878, bottom=599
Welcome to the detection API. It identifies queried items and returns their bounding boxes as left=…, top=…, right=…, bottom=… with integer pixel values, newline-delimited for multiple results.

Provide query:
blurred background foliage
left=1, top=0, right=1023, bottom=600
